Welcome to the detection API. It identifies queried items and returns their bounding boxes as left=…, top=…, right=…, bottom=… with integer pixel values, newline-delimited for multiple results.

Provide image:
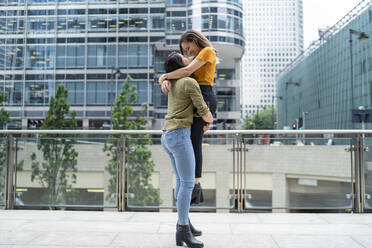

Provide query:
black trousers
left=191, top=85, right=216, bottom=178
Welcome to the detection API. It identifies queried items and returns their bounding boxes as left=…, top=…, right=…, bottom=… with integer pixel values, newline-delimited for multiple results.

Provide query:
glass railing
left=14, top=136, right=119, bottom=209
left=364, top=136, right=372, bottom=210
left=0, top=129, right=370, bottom=213
left=240, top=137, right=353, bottom=210
left=0, top=135, right=6, bottom=207
left=126, top=136, right=162, bottom=209
left=126, top=134, right=236, bottom=211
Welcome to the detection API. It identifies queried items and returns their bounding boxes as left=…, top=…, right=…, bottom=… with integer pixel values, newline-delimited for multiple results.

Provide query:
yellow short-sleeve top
left=192, top=47, right=216, bottom=86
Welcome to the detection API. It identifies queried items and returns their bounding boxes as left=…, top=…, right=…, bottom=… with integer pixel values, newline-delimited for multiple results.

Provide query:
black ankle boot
left=176, top=224, right=204, bottom=248
left=189, top=218, right=202, bottom=237
left=177, top=219, right=202, bottom=237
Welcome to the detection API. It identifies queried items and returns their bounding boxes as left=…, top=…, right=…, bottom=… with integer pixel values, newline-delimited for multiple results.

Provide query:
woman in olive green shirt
left=161, top=52, right=212, bottom=248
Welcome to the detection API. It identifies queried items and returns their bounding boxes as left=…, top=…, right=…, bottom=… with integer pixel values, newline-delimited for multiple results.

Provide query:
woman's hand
left=203, top=122, right=212, bottom=132
left=202, top=111, right=213, bottom=124
left=158, top=73, right=167, bottom=84
left=161, top=80, right=171, bottom=94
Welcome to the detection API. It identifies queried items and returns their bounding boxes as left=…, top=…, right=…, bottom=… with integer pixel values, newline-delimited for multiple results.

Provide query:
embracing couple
left=158, top=30, right=217, bottom=248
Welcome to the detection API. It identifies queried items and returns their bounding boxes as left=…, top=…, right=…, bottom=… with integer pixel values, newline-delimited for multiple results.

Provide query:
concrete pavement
left=1, top=210, right=372, bottom=247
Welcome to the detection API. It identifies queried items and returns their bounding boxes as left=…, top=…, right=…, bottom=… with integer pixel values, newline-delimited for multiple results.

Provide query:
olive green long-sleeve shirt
left=162, top=77, right=209, bottom=131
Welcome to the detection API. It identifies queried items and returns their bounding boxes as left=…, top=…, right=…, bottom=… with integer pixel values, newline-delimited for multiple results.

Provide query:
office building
left=241, top=0, right=303, bottom=118
left=0, top=0, right=244, bottom=130
left=276, top=0, right=371, bottom=130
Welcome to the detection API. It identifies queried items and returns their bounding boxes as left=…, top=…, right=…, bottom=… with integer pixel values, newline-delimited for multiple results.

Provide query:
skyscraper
left=0, top=0, right=244, bottom=130
left=241, top=0, right=303, bottom=119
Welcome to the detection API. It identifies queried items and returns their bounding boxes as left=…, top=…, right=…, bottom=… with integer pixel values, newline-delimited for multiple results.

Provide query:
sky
left=303, top=0, right=362, bottom=49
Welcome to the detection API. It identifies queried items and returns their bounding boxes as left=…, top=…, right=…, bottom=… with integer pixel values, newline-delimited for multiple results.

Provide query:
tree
left=242, top=106, right=276, bottom=130
left=242, top=106, right=276, bottom=144
left=0, top=90, right=10, bottom=129
left=103, top=75, right=161, bottom=206
left=30, top=84, right=78, bottom=206
left=0, top=90, right=10, bottom=201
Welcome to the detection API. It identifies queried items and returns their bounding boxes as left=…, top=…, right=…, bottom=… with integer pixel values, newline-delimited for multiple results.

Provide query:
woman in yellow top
left=158, top=30, right=217, bottom=206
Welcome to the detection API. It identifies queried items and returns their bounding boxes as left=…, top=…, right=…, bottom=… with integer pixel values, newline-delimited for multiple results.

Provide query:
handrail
left=1, top=129, right=369, bottom=212
left=0, top=129, right=372, bottom=135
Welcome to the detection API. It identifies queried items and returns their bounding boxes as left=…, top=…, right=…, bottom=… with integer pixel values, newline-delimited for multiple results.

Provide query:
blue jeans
left=161, top=128, right=195, bottom=225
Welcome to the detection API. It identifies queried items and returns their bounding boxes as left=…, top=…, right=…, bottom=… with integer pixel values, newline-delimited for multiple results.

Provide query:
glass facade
left=0, top=0, right=244, bottom=129
left=277, top=2, right=372, bottom=130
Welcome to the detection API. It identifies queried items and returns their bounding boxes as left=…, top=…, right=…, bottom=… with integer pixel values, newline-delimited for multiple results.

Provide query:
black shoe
left=177, top=219, right=202, bottom=237
left=176, top=224, right=204, bottom=248
left=190, top=183, right=204, bottom=205
left=189, top=218, right=202, bottom=237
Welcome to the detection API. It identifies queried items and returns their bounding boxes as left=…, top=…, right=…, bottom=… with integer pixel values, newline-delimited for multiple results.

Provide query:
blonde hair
left=179, top=30, right=220, bottom=63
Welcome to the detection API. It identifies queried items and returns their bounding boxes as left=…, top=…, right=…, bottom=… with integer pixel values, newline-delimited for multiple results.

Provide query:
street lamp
left=352, top=106, right=372, bottom=144
left=301, top=111, right=308, bottom=130
left=272, top=95, right=283, bottom=129
left=352, top=105, right=372, bottom=130
left=113, top=67, right=121, bottom=78
left=110, top=66, right=122, bottom=127
left=349, top=29, right=369, bottom=129
left=301, top=111, right=309, bottom=143
left=284, top=81, right=300, bottom=126
left=358, top=106, right=366, bottom=135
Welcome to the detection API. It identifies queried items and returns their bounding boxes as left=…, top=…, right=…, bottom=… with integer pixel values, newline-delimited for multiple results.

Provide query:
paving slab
left=29, top=232, right=117, bottom=247
left=351, top=235, right=372, bottom=248
left=256, top=213, right=326, bottom=224
left=320, top=213, right=372, bottom=224
left=272, top=235, right=364, bottom=248
left=0, top=210, right=371, bottom=248
left=0, top=231, right=41, bottom=246
left=230, top=223, right=372, bottom=235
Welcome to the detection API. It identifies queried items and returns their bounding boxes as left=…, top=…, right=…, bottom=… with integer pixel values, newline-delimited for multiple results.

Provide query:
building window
left=26, top=45, right=54, bottom=69
left=0, top=82, right=23, bottom=106
left=56, top=45, right=85, bottom=68
left=25, top=82, right=51, bottom=105
left=57, top=81, right=84, bottom=105
left=87, top=45, right=115, bottom=68
left=87, top=81, right=114, bottom=105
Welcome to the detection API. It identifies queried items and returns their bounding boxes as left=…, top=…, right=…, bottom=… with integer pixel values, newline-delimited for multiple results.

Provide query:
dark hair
left=179, top=30, right=212, bottom=55
left=164, top=52, right=185, bottom=73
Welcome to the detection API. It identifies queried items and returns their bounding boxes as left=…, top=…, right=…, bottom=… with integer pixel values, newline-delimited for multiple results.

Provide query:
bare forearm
left=167, top=67, right=192, bottom=79
left=159, top=67, right=192, bottom=84
left=159, top=58, right=205, bottom=84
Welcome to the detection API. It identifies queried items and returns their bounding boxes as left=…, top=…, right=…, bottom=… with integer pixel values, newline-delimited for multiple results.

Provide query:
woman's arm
left=158, top=58, right=206, bottom=84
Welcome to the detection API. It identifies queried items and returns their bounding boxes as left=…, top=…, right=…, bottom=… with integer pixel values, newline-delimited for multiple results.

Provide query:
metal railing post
left=232, top=133, right=243, bottom=212
left=360, top=133, right=367, bottom=212
left=235, top=136, right=240, bottom=211
left=243, top=138, right=247, bottom=211
left=233, top=135, right=249, bottom=212
left=117, top=135, right=126, bottom=211
left=353, top=134, right=364, bottom=213
left=5, top=135, right=15, bottom=209
left=122, top=135, right=126, bottom=211
left=232, top=137, right=236, bottom=210
left=116, top=136, right=121, bottom=211
left=348, top=138, right=355, bottom=212
left=238, top=134, right=243, bottom=212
